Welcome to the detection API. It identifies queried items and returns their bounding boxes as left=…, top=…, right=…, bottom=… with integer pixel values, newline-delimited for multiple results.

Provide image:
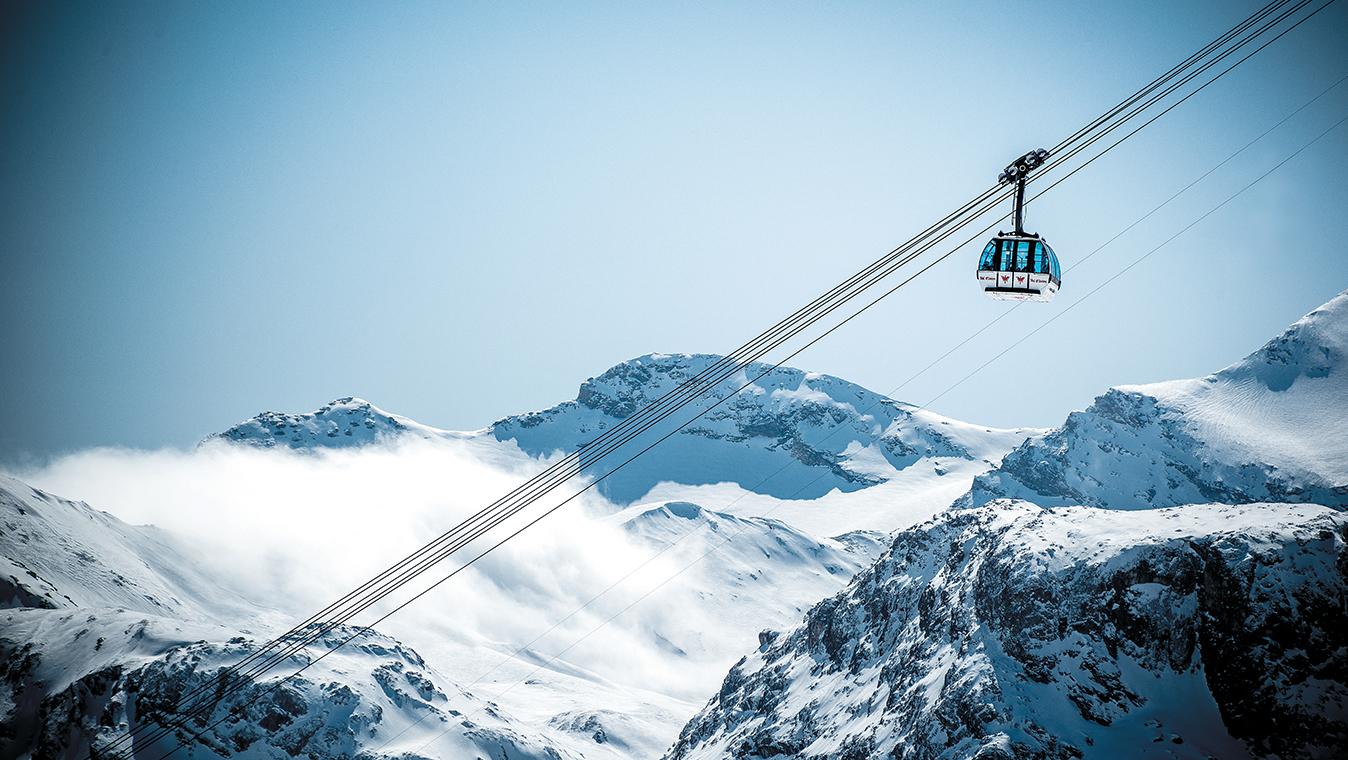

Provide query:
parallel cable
left=126, top=2, right=1315, bottom=754
left=117, top=2, right=1319, bottom=754
left=410, top=99, right=1348, bottom=760
left=106, top=1, right=1334, bottom=755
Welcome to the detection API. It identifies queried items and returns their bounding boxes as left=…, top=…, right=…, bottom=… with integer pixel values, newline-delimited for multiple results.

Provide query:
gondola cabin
left=976, top=147, right=1062, bottom=302
left=976, top=234, right=1060, bottom=302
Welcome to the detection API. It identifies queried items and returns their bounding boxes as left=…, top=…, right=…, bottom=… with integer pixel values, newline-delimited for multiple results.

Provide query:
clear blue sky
left=2, top=0, right=1346, bottom=462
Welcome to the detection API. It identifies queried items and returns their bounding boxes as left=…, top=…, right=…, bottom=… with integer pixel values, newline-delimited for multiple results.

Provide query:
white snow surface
left=1123, top=291, right=1348, bottom=483
left=971, top=290, right=1348, bottom=510
left=0, top=475, right=268, bottom=626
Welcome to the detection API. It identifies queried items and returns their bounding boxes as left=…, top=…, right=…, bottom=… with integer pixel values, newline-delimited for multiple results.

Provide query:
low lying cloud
left=7, top=436, right=752, bottom=706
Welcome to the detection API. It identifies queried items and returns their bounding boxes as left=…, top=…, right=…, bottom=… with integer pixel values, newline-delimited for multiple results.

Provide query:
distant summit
left=490, top=353, right=1036, bottom=502
left=206, top=355, right=1035, bottom=505
left=205, top=396, right=452, bottom=450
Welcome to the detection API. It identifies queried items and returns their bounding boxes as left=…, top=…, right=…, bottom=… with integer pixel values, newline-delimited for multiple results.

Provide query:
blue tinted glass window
left=1044, top=244, right=1059, bottom=278
left=978, top=241, right=996, bottom=270
left=1018, top=241, right=1031, bottom=271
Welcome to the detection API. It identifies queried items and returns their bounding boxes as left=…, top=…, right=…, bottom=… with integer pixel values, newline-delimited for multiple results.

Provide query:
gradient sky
left=2, top=0, right=1346, bottom=462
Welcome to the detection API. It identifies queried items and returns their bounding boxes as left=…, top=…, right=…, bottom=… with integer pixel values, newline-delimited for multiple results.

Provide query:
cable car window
left=979, top=242, right=996, bottom=270
left=1018, top=241, right=1032, bottom=271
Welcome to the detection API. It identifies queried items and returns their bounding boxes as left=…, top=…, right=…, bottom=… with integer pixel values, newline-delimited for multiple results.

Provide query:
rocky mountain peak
left=666, top=500, right=1348, bottom=759
left=493, top=353, right=1035, bottom=503
left=205, top=396, right=449, bottom=450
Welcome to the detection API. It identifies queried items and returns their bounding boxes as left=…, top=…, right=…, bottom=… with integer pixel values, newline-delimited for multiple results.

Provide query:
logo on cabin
left=1016, top=275, right=1026, bottom=284
left=1000, top=274, right=1010, bottom=283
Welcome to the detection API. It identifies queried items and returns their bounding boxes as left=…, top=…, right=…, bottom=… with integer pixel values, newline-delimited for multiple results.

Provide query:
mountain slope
left=970, top=291, right=1348, bottom=510
left=0, top=609, right=571, bottom=760
left=0, top=476, right=578, bottom=760
left=492, top=353, right=1035, bottom=504
left=0, top=475, right=263, bottom=624
left=404, top=499, right=890, bottom=760
left=666, top=501, right=1347, bottom=759
left=605, top=500, right=886, bottom=666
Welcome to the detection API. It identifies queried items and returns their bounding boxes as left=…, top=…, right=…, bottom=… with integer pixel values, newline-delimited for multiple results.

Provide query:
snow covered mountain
left=1, top=610, right=570, bottom=760
left=0, top=476, right=263, bottom=624
left=0, top=476, right=575, bottom=759
left=15, top=291, right=1348, bottom=759
left=666, top=501, right=1347, bottom=759
left=666, top=292, right=1348, bottom=759
left=205, top=355, right=1036, bottom=535
left=969, top=292, right=1348, bottom=510
left=491, top=353, right=1035, bottom=504
left=0, top=468, right=887, bottom=760
left=207, top=396, right=456, bottom=449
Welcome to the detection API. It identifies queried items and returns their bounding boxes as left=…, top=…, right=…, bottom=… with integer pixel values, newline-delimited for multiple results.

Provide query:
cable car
left=976, top=148, right=1061, bottom=302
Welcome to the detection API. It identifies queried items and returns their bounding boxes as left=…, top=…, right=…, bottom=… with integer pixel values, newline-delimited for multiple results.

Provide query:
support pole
left=1012, top=177, right=1027, bottom=235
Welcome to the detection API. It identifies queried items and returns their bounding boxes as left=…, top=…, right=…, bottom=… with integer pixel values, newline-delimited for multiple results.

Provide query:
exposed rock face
left=493, top=353, right=1033, bottom=502
left=969, top=292, right=1348, bottom=511
left=0, top=611, right=570, bottom=760
left=665, top=502, right=1348, bottom=759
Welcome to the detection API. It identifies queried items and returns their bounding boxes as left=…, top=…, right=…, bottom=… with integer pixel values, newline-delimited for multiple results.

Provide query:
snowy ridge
left=970, top=290, right=1348, bottom=510
left=0, top=609, right=571, bottom=760
left=666, top=501, right=1348, bottom=759
left=206, top=396, right=456, bottom=450
left=607, top=501, right=887, bottom=659
left=493, top=353, right=1036, bottom=503
left=0, top=475, right=263, bottom=624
